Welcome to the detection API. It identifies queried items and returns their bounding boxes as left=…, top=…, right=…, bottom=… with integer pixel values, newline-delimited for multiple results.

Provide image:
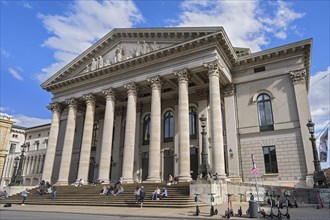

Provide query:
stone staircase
left=1, top=182, right=204, bottom=208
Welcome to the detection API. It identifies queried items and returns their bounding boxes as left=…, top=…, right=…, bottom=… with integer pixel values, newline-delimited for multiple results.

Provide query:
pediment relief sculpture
left=83, top=41, right=164, bottom=74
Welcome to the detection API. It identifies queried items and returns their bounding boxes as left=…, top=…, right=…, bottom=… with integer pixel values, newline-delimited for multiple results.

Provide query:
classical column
left=174, top=69, right=191, bottom=182
left=134, top=102, right=142, bottom=182
left=290, top=69, right=314, bottom=187
left=33, top=155, right=40, bottom=174
left=38, top=155, right=43, bottom=174
left=145, top=76, right=162, bottom=182
left=57, top=98, right=78, bottom=185
left=93, top=111, right=104, bottom=181
left=204, top=61, right=226, bottom=178
left=42, top=102, right=62, bottom=182
left=121, top=82, right=137, bottom=183
left=223, top=84, right=241, bottom=181
left=77, top=94, right=96, bottom=183
left=23, top=157, right=28, bottom=176
left=98, top=89, right=116, bottom=184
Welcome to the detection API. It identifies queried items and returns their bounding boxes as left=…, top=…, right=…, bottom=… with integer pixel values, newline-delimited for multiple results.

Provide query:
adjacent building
left=39, top=27, right=314, bottom=187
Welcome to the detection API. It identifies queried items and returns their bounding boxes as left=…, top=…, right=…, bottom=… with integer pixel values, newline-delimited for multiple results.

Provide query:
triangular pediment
left=41, top=27, right=225, bottom=89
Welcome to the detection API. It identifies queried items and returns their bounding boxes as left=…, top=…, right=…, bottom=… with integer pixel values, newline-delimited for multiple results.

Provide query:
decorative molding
left=222, top=84, right=235, bottom=97
left=102, top=88, right=116, bottom=101
left=174, top=68, right=190, bottom=83
left=147, top=76, right=162, bottom=90
left=83, top=93, right=96, bottom=105
left=124, top=82, right=137, bottom=96
left=203, top=60, right=222, bottom=77
left=195, top=88, right=209, bottom=100
left=290, top=69, right=307, bottom=84
left=47, top=102, right=62, bottom=113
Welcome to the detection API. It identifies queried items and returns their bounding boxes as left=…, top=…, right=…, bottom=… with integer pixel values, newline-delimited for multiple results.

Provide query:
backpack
left=140, top=189, right=146, bottom=199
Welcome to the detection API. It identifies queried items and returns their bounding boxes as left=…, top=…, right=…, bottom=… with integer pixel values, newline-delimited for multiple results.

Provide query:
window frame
left=257, top=93, right=274, bottom=131
left=163, top=110, right=174, bottom=142
left=263, top=146, right=278, bottom=174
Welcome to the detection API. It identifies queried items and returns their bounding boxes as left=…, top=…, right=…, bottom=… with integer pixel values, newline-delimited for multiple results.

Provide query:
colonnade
left=42, top=61, right=239, bottom=185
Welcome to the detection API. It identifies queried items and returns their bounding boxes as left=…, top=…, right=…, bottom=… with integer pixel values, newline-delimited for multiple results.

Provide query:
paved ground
left=0, top=202, right=329, bottom=220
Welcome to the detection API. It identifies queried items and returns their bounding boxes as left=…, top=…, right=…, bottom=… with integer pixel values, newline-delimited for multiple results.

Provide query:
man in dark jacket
left=139, top=186, right=146, bottom=208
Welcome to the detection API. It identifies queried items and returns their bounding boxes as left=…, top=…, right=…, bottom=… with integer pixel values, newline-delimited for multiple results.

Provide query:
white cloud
left=173, top=0, right=304, bottom=51
left=0, top=107, right=11, bottom=112
left=309, top=67, right=330, bottom=136
left=19, top=1, right=33, bottom=9
left=12, top=114, right=51, bottom=128
left=1, top=48, right=10, bottom=58
left=36, top=0, right=143, bottom=83
left=8, top=67, right=24, bottom=81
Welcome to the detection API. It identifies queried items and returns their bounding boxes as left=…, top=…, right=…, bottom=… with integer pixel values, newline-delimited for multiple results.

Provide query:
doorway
left=190, top=147, right=198, bottom=180
left=141, top=152, right=149, bottom=181
left=163, top=150, right=174, bottom=181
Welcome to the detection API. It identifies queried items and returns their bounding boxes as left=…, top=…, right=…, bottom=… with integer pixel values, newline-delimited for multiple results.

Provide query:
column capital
left=102, top=88, right=116, bottom=101
left=65, top=98, right=78, bottom=108
left=222, top=84, right=235, bottom=97
left=124, top=82, right=137, bottom=96
left=147, top=76, right=162, bottom=89
left=174, top=68, right=190, bottom=83
left=203, top=60, right=222, bottom=77
left=47, top=102, right=62, bottom=113
left=290, top=69, right=307, bottom=84
left=83, top=93, right=96, bottom=105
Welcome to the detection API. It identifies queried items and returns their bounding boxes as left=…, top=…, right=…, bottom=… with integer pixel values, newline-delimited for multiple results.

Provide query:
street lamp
left=10, top=144, right=27, bottom=186
left=9, top=157, right=20, bottom=186
left=198, top=114, right=211, bottom=179
left=306, top=119, right=327, bottom=188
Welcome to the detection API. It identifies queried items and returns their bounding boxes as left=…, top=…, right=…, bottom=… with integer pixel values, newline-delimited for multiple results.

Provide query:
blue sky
left=1, top=1, right=329, bottom=136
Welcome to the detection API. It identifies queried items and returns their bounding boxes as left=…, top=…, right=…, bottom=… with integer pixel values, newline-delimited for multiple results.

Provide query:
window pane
left=258, top=102, right=266, bottom=126
left=263, top=146, right=278, bottom=173
left=264, top=102, right=273, bottom=125
left=169, top=118, right=174, bottom=137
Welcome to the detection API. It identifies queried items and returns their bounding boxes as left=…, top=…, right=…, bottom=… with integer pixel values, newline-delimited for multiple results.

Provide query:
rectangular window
left=263, top=146, right=278, bottom=173
left=9, top=143, right=16, bottom=154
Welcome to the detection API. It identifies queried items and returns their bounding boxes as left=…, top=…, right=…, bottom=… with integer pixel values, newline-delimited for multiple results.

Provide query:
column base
left=228, top=175, right=242, bottom=182
left=56, top=180, right=69, bottom=186
left=144, top=177, right=162, bottom=183
left=178, top=175, right=192, bottom=182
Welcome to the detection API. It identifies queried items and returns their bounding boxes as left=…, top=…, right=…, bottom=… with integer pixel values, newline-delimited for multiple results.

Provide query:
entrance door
left=141, top=152, right=149, bottom=181
left=163, top=150, right=174, bottom=180
left=190, top=147, right=198, bottom=180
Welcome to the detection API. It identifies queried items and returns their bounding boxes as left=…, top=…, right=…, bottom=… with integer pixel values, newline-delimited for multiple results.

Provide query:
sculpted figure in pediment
left=115, top=44, right=125, bottom=62
left=91, top=58, right=97, bottom=71
left=151, top=42, right=160, bottom=51
left=143, top=41, right=151, bottom=54
left=98, top=56, right=104, bottom=68
left=137, top=41, right=143, bottom=56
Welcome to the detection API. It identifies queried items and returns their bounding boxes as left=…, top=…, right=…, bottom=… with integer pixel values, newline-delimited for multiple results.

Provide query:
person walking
left=139, top=186, right=146, bottom=208
left=20, top=188, right=29, bottom=206
left=51, top=185, right=57, bottom=200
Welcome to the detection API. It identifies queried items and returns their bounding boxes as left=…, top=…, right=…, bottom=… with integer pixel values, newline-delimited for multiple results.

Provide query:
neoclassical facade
left=41, top=27, right=314, bottom=187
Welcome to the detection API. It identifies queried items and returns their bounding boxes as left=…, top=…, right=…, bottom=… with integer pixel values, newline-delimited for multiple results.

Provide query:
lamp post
left=10, top=144, right=27, bottom=186
left=306, top=119, right=327, bottom=188
left=9, top=157, right=20, bottom=186
left=198, top=114, right=211, bottom=179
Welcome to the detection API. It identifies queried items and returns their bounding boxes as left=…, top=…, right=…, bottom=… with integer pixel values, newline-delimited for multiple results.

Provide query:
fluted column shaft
left=204, top=62, right=226, bottom=177
left=77, top=94, right=96, bottom=183
left=121, top=83, right=137, bottom=183
left=98, top=89, right=116, bottom=183
left=57, top=98, right=78, bottom=185
left=174, top=69, right=191, bottom=182
left=146, top=76, right=162, bottom=182
left=42, top=103, right=62, bottom=182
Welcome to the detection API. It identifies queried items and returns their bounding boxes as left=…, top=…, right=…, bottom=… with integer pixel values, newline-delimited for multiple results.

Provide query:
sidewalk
left=1, top=202, right=329, bottom=220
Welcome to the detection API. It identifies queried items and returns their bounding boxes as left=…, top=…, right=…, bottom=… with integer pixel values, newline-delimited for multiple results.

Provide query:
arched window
left=91, top=123, right=99, bottom=151
left=164, top=111, right=174, bottom=142
left=143, top=114, right=151, bottom=145
left=189, top=107, right=197, bottom=139
left=257, top=93, right=274, bottom=131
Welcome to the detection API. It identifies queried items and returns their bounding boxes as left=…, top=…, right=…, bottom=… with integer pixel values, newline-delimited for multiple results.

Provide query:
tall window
left=164, top=111, right=174, bottom=142
left=263, top=146, right=278, bottom=173
left=9, top=143, right=16, bottom=154
left=257, top=93, right=274, bottom=131
left=189, top=107, right=197, bottom=139
left=91, top=123, right=99, bottom=151
left=143, top=114, right=151, bottom=145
